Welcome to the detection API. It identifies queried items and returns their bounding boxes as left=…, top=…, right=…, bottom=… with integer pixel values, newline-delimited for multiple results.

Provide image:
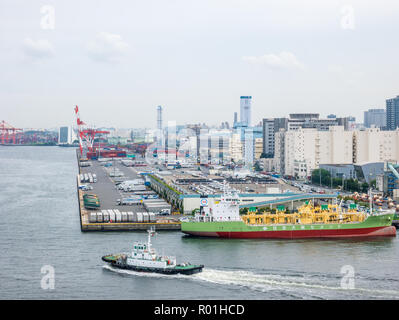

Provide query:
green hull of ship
left=181, top=214, right=396, bottom=239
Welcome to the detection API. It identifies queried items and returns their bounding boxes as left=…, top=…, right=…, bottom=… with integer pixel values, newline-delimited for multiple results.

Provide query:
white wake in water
left=103, top=265, right=399, bottom=299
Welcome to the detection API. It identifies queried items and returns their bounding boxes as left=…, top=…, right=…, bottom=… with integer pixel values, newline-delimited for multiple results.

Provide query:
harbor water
left=0, top=146, right=399, bottom=299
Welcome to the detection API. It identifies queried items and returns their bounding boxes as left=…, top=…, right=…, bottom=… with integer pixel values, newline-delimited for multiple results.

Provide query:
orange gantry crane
left=74, top=106, right=109, bottom=155
left=0, top=120, right=23, bottom=145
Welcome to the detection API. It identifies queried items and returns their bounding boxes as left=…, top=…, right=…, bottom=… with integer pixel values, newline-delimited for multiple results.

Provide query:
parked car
left=79, top=184, right=93, bottom=191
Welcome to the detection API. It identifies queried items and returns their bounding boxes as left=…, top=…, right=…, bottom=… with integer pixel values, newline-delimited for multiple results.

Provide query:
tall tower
left=156, top=105, right=163, bottom=148
left=157, top=106, right=162, bottom=131
left=240, top=96, right=252, bottom=127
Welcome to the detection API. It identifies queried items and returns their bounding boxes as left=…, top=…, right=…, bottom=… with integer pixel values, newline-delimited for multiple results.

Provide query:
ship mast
left=147, top=227, right=156, bottom=252
left=369, top=187, right=373, bottom=216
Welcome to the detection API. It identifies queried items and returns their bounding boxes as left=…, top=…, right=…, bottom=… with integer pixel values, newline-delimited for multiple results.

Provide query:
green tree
left=361, top=182, right=369, bottom=193
left=260, top=152, right=273, bottom=159
left=254, top=162, right=262, bottom=172
left=311, top=169, right=331, bottom=186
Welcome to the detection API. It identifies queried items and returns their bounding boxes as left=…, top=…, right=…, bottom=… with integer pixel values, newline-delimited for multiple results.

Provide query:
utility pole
left=319, top=169, right=322, bottom=186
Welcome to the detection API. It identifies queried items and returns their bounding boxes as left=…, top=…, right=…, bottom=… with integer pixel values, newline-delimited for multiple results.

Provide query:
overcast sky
left=1, top=0, right=399, bottom=129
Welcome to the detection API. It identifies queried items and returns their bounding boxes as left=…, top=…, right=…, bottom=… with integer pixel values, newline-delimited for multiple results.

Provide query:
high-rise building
left=274, top=126, right=354, bottom=178
left=262, top=118, right=275, bottom=157
left=156, top=105, right=163, bottom=147
left=240, top=96, right=252, bottom=127
left=229, top=133, right=242, bottom=162
left=364, top=109, right=386, bottom=128
left=157, top=106, right=162, bottom=131
left=386, top=96, right=399, bottom=130
left=262, top=114, right=340, bottom=158
left=353, top=128, right=399, bottom=163
left=274, top=126, right=399, bottom=178
left=58, top=126, right=73, bottom=144
left=244, top=128, right=254, bottom=167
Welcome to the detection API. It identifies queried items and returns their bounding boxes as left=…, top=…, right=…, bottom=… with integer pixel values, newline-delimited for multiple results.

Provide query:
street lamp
left=319, top=168, right=322, bottom=187
left=342, top=174, right=345, bottom=191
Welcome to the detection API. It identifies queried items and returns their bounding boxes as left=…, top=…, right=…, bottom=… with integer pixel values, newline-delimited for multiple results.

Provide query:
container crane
left=0, top=121, right=23, bottom=145
left=74, top=105, right=109, bottom=155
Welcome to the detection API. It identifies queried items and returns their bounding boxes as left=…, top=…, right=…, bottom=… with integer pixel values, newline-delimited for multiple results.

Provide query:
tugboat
left=102, top=227, right=204, bottom=275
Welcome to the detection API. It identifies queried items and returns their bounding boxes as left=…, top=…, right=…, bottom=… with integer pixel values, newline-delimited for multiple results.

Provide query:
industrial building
left=319, top=162, right=384, bottom=183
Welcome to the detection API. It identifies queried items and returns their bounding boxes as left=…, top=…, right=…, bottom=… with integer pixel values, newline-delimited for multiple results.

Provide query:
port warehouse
left=146, top=173, right=337, bottom=214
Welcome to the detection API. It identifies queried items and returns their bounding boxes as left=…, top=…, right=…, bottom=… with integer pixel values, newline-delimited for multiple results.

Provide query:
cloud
left=327, top=64, right=364, bottom=87
left=86, top=32, right=128, bottom=63
left=22, top=38, right=55, bottom=59
left=242, top=51, right=305, bottom=70
left=327, top=64, right=345, bottom=74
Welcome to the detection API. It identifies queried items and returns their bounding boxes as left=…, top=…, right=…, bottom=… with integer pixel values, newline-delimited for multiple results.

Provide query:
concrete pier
left=76, top=149, right=181, bottom=232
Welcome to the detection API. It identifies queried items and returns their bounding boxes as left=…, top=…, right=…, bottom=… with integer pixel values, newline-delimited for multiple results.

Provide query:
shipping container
left=96, top=212, right=103, bottom=223
left=144, top=202, right=169, bottom=207
left=108, top=209, right=116, bottom=222
left=89, top=212, right=97, bottom=223
left=115, top=212, right=122, bottom=223
left=148, top=212, right=156, bottom=222
left=102, top=210, right=109, bottom=222
left=143, top=199, right=167, bottom=204
left=144, top=203, right=172, bottom=213
left=129, top=185, right=147, bottom=191
left=127, top=211, right=135, bottom=222
left=114, top=209, right=122, bottom=222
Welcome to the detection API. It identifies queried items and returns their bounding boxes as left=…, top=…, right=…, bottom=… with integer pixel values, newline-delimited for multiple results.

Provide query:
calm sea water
left=0, top=146, right=398, bottom=300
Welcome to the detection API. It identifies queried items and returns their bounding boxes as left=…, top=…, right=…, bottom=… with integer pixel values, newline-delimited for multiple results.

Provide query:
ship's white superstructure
left=195, top=182, right=241, bottom=222
left=126, top=227, right=176, bottom=269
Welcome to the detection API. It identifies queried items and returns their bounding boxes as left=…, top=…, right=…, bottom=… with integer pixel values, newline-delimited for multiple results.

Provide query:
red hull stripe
left=183, top=226, right=396, bottom=239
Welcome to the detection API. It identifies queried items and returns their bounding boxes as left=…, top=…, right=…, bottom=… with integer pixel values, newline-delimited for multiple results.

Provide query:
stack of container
left=88, top=209, right=158, bottom=224
left=143, top=199, right=171, bottom=214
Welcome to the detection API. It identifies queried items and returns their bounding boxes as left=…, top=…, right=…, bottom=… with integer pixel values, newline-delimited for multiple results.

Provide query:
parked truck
left=116, top=198, right=142, bottom=205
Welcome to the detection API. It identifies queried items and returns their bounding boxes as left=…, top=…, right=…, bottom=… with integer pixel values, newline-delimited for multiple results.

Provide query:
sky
left=1, top=0, right=399, bottom=129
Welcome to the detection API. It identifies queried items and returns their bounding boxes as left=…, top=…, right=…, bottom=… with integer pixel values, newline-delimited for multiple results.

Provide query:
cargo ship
left=181, top=188, right=396, bottom=239
left=102, top=228, right=204, bottom=275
